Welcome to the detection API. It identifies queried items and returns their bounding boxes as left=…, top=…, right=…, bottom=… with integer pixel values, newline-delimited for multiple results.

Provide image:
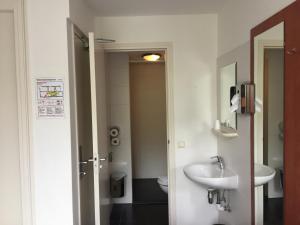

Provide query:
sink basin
left=255, top=164, right=276, bottom=187
left=183, top=163, right=238, bottom=190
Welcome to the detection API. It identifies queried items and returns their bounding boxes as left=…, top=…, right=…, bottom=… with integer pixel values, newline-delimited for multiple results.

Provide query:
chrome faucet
left=211, top=156, right=225, bottom=170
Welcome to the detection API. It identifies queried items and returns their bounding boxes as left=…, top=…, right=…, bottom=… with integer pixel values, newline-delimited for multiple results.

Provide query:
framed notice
left=36, top=78, right=64, bottom=118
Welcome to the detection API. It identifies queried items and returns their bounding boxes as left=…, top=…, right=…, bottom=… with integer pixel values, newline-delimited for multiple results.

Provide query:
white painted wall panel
left=218, top=0, right=295, bottom=56
left=217, top=43, right=252, bottom=225
left=25, top=0, right=74, bottom=224
left=69, top=0, right=95, bottom=33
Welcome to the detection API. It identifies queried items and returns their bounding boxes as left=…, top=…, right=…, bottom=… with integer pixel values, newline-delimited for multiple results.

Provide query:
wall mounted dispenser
left=230, top=83, right=255, bottom=114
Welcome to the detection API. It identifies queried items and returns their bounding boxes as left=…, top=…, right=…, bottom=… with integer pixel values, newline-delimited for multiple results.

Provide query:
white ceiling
left=86, top=0, right=227, bottom=16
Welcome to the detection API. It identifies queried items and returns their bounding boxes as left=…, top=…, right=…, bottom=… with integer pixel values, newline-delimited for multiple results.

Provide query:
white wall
left=107, top=53, right=133, bottom=204
left=69, top=0, right=95, bottom=33
left=217, top=1, right=295, bottom=224
left=130, top=63, right=168, bottom=179
left=217, top=43, right=252, bottom=225
left=95, top=15, right=219, bottom=225
left=25, top=0, right=74, bottom=225
left=218, top=0, right=295, bottom=56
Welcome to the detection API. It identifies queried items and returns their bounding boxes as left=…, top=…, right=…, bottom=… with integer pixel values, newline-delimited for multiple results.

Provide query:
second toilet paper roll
left=111, top=137, right=120, bottom=146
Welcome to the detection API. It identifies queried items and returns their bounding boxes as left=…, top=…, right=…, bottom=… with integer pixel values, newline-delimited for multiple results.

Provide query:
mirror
left=220, top=62, right=237, bottom=129
left=253, top=22, right=284, bottom=225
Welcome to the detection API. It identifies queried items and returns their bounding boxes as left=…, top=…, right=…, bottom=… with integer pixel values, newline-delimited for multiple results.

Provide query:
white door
left=0, top=4, right=22, bottom=225
left=88, top=32, right=111, bottom=225
left=71, top=27, right=110, bottom=225
left=73, top=31, right=95, bottom=225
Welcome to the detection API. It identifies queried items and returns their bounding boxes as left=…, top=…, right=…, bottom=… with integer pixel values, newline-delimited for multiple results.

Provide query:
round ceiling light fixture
left=142, top=53, right=161, bottom=62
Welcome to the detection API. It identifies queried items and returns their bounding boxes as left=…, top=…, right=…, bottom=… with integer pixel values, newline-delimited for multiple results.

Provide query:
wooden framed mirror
left=251, top=1, right=300, bottom=225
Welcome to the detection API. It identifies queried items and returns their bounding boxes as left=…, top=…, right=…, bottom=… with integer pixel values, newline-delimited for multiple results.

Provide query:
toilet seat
left=157, top=176, right=168, bottom=187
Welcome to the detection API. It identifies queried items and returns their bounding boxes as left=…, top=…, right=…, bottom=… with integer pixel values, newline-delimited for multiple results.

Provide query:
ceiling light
left=142, top=53, right=161, bottom=62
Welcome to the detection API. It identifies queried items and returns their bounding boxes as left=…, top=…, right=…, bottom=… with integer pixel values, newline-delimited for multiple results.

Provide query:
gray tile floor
left=110, top=204, right=169, bottom=225
left=111, top=179, right=168, bottom=225
left=264, top=198, right=283, bottom=225
left=133, top=179, right=168, bottom=204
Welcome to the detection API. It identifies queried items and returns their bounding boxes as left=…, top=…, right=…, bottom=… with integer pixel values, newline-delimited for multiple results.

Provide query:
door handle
left=88, top=157, right=95, bottom=162
left=82, top=157, right=106, bottom=164
left=80, top=171, right=87, bottom=176
left=287, top=48, right=297, bottom=55
left=79, top=156, right=96, bottom=166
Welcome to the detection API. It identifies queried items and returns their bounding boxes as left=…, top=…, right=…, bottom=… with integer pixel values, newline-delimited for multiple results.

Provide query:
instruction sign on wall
left=36, top=78, right=64, bottom=118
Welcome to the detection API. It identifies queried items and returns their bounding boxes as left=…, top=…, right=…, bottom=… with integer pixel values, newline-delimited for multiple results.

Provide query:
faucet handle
left=210, top=156, right=224, bottom=169
left=210, top=155, right=221, bottom=161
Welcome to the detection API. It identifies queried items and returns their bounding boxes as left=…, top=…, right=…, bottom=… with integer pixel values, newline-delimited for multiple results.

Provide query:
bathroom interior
left=4, top=0, right=300, bottom=225
left=105, top=51, right=169, bottom=225
left=69, top=1, right=300, bottom=223
left=3, top=0, right=300, bottom=225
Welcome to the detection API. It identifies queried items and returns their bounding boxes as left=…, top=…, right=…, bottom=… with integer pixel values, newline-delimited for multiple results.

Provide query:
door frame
left=103, top=42, right=176, bottom=225
left=250, top=1, right=300, bottom=224
left=1, top=0, right=34, bottom=225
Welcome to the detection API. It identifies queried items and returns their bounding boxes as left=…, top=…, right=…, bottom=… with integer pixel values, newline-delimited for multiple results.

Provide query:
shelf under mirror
left=212, top=126, right=238, bottom=138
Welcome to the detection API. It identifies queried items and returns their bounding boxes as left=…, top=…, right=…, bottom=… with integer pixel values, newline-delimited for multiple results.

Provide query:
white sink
left=255, top=164, right=276, bottom=187
left=183, top=163, right=238, bottom=190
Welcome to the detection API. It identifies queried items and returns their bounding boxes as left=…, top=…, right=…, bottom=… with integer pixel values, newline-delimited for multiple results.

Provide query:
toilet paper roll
left=230, top=104, right=239, bottom=113
left=216, top=204, right=225, bottom=211
left=110, top=127, right=120, bottom=137
left=278, top=121, right=284, bottom=132
left=231, top=93, right=240, bottom=105
left=255, top=105, right=262, bottom=113
left=255, top=98, right=263, bottom=107
left=111, top=137, right=120, bottom=146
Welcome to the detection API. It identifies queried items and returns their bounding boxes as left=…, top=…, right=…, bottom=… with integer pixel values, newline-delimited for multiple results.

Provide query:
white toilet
left=157, top=176, right=168, bottom=194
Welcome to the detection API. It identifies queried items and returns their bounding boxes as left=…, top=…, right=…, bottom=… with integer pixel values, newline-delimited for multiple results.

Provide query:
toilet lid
left=158, top=176, right=168, bottom=186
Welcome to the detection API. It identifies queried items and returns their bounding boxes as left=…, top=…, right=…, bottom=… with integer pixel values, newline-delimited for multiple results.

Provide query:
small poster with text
left=36, top=78, right=64, bottom=118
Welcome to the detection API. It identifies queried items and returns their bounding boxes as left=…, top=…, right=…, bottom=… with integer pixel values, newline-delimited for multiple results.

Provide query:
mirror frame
left=250, top=1, right=300, bottom=225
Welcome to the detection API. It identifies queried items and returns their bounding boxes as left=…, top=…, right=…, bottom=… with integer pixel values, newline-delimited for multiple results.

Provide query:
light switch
left=177, top=141, right=186, bottom=149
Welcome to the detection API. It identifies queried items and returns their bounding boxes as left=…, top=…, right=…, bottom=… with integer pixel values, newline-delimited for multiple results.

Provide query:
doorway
left=105, top=50, right=171, bottom=225
left=130, top=56, right=168, bottom=205
left=262, top=48, right=284, bottom=225
left=253, top=22, right=284, bottom=225
left=68, top=25, right=175, bottom=224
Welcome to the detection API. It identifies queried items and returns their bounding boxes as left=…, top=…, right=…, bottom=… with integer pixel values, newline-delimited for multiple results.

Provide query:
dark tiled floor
left=133, top=179, right=168, bottom=204
left=110, top=204, right=169, bottom=225
left=264, top=197, right=283, bottom=225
